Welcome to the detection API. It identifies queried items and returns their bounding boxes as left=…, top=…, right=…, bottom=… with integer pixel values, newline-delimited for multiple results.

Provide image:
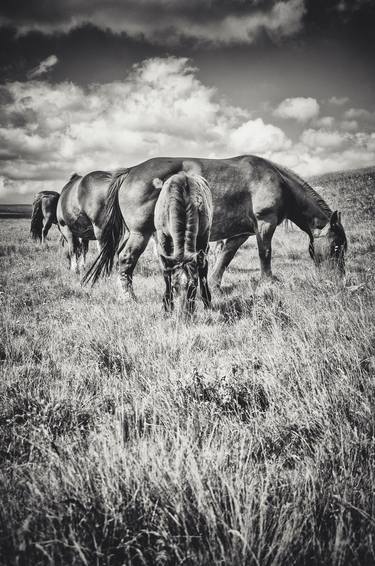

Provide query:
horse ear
left=152, top=178, right=163, bottom=190
left=330, top=210, right=339, bottom=227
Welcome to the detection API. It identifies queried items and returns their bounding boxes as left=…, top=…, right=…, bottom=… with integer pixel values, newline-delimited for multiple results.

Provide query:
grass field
left=0, top=167, right=374, bottom=565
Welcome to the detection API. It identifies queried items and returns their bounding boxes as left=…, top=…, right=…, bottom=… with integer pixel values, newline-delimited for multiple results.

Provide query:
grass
left=0, top=167, right=375, bottom=565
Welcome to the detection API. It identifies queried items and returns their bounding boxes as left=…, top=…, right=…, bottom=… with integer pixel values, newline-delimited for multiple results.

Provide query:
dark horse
left=154, top=170, right=213, bottom=314
left=30, top=191, right=60, bottom=243
left=57, top=171, right=112, bottom=273
left=83, top=155, right=347, bottom=296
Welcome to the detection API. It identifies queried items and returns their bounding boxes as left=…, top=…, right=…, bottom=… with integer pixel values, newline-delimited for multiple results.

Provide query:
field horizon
left=0, top=165, right=374, bottom=565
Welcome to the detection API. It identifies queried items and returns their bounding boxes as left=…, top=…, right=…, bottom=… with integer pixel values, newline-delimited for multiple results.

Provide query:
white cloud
left=314, top=116, right=335, bottom=128
left=329, top=96, right=349, bottom=106
left=0, top=56, right=374, bottom=201
left=340, top=119, right=358, bottom=131
left=344, top=107, right=375, bottom=121
left=229, top=118, right=291, bottom=153
left=300, top=128, right=348, bottom=149
left=273, top=97, right=320, bottom=122
left=27, top=55, right=59, bottom=79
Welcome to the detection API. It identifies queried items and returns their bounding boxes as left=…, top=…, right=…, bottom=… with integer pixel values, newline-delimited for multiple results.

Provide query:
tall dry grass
left=0, top=169, right=374, bottom=565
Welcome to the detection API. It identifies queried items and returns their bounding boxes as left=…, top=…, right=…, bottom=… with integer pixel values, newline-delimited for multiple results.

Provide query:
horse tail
left=30, top=193, right=44, bottom=240
left=168, top=172, right=189, bottom=261
left=185, top=174, right=211, bottom=256
left=165, top=172, right=211, bottom=261
left=82, top=169, right=129, bottom=286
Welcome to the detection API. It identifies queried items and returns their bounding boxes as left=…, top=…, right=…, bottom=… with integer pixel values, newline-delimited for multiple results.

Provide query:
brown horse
left=83, top=155, right=347, bottom=296
left=154, top=170, right=213, bottom=314
left=57, top=171, right=112, bottom=273
left=30, top=191, right=60, bottom=243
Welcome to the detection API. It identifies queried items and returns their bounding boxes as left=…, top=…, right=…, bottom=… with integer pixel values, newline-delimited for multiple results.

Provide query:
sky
left=0, top=0, right=374, bottom=203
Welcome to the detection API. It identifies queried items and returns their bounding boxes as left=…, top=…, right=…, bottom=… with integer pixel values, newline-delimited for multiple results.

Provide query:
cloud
left=329, top=96, right=349, bottom=106
left=273, top=97, right=320, bottom=122
left=344, top=107, right=375, bottom=120
left=314, top=116, right=335, bottom=128
left=340, top=119, right=358, bottom=131
left=300, top=128, right=348, bottom=149
left=229, top=118, right=291, bottom=153
left=0, top=56, right=374, bottom=201
left=0, top=0, right=306, bottom=45
left=27, top=55, right=58, bottom=78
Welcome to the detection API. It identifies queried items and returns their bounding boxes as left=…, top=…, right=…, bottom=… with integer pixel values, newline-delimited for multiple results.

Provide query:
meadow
left=0, top=167, right=374, bottom=565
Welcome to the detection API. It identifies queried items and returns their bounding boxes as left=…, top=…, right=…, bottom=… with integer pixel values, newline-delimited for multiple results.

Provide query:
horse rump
left=81, top=169, right=129, bottom=286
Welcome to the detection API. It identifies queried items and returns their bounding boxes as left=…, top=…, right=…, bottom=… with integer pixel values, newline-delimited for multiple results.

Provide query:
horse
left=30, top=191, right=60, bottom=243
left=57, top=171, right=112, bottom=273
left=154, top=171, right=213, bottom=314
left=82, top=155, right=347, bottom=297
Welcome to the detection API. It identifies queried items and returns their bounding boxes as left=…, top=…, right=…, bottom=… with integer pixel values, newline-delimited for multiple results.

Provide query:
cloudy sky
left=0, top=0, right=374, bottom=202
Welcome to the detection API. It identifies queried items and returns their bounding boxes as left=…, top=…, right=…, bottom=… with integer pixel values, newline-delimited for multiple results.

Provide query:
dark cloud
left=0, top=0, right=305, bottom=44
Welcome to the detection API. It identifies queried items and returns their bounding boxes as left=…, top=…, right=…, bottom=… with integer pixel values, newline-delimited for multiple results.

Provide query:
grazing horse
left=154, top=171, right=213, bottom=314
left=57, top=171, right=112, bottom=273
left=30, top=191, right=60, bottom=243
left=83, top=155, right=347, bottom=297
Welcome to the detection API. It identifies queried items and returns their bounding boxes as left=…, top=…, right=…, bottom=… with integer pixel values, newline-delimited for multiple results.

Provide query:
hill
left=310, top=165, right=375, bottom=221
left=0, top=204, right=32, bottom=219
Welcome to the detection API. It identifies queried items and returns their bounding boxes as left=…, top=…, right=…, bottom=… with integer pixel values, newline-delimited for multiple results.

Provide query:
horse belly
left=210, top=193, right=255, bottom=241
left=119, top=181, right=159, bottom=234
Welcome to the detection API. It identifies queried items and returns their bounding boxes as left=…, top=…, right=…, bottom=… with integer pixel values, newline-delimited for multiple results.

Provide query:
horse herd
left=30, top=154, right=348, bottom=314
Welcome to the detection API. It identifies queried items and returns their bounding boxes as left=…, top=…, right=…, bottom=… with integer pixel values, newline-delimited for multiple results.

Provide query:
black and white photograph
left=0, top=1, right=374, bottom=564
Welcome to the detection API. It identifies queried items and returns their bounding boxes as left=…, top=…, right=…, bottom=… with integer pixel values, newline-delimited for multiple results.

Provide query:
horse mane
left=276, top=163, right=332, bottom=218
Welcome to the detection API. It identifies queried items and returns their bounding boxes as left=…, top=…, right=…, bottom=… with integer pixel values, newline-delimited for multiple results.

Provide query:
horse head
left=162, top=251, right=206, bottom=314
left=311, top=211, right=348, bottom=275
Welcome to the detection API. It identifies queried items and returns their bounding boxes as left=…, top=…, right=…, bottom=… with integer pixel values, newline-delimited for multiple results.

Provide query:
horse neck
left=291, top=197, right=330, bottom=235
left=281, top=168, right=331, bottom=236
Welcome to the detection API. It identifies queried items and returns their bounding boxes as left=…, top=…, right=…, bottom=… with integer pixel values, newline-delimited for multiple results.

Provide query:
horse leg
left=255, top=217, right=277, bottom=279
left=198, top=257, right=211, bottom=309
left=209, top=234, right=250, bottom=290
left=158, top=236, right=174, bottom=312
left=42, top=217, right=53, bottom=245
left=196, top=235, right=211, bottom=309
left=185, top=281, right=198, bottom=316
left=151, top=232, right=159, bottom=258
left=93, top=226, right=103, bottom=253
left=118, top=231, right=151, bottom=300
left=161, top=269, right=174, bottom=312
left=64, top=233, right=81, bottom=273
left=59, top=226, right=75, bottom=270
left=78, top=239, right=89, bottom=272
